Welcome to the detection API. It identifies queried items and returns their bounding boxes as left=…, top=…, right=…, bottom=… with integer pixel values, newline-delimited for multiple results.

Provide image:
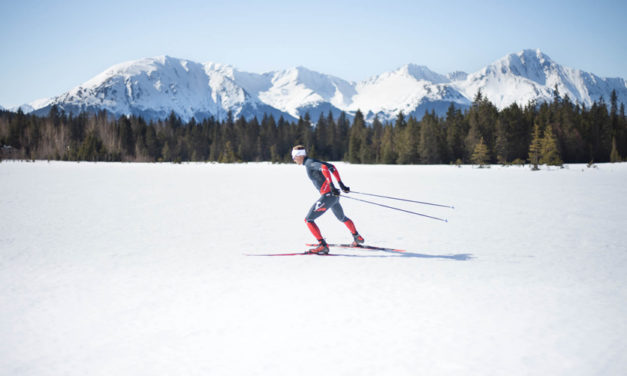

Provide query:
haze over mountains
left=10, top=49, right=627, bottom=123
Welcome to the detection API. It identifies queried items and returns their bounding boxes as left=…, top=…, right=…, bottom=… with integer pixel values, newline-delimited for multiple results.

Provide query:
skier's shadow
left=331, top=250, right=473, bottom=260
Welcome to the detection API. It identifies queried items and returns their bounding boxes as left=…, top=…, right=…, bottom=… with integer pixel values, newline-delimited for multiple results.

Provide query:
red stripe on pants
left=344, top=219, right=357, bottom=234
left=306, top=221, right=323, bottom=241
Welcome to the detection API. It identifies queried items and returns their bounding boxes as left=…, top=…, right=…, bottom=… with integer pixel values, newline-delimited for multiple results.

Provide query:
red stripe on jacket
left=320, top=165, right=332, bottom=194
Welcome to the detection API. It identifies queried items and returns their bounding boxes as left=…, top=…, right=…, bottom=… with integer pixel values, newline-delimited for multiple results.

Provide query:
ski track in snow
left=1, top=161, right=626, bottom=375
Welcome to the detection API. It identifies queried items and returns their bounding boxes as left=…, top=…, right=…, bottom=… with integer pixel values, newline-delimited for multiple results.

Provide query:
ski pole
left=349, top=191, right=454, bottom=209
left=342, top=195, right=448, bottom=223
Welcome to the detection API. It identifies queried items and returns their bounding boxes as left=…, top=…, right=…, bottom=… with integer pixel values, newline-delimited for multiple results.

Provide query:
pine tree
left=335, top=112, right=350, bottom=160
left=610, top=137, right=622, bottom=162
left=528, top=123, right=542, bottom=170
left=161, top=142, right=172, bottom=162
left=495, top=123, right=508, bottom=164
left=396, top=115, right=420, bottom=164
left=445, top=103, right=466, bottom=163
left=270, top=144, right=280, bottom=163
left=325, top=111, right=337, bottom=160
left=471, top=137, right=489, bottom=167
left=557, top=95, right=586, bottom=163
left=348, top=110, right=365, bottom=163
left=371, top=115, right=384, bottom=163
left=358, top=119, right=374, bottom=163
left=118, top=116, right=134, bottom=157
left=419, top=112, right=442, bottom=164
left=77, top=131, right=106, bottom=161
left=495, top=103, right=527, bottom=163
left=315, top=113, right=329, bottom=159
left=609, top=90, right=626, bottom=159
left=259, top=114, right=276, bottom=160
left=620, top=103, right=627, bottom=158
left=380, top=124, right=396, bottom=164
left=589, top=98, right=612, bottom=162
left=477, top=98, right=498, bottom=162
left=219, top=140, right=238, bottom=163
left=540, top=125, right=563, bottom=166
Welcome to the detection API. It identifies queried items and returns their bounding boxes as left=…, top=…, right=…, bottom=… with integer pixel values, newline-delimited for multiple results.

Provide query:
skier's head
left=292, top=145, right=306, bottom=165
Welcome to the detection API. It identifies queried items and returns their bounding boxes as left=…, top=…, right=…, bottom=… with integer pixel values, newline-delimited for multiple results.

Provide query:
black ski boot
left=351, top=233, right=365, bottom=247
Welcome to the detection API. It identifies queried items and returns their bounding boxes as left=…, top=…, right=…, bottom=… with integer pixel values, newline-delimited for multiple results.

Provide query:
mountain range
left=11, top=49, right=627, bottom=123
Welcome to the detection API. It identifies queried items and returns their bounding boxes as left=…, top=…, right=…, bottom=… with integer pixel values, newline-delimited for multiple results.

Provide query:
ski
left=246, top=244, right=409, bottom=257
left=306, top=243, right=407, bottom=254
left=245, top=251, right=337, bottom=256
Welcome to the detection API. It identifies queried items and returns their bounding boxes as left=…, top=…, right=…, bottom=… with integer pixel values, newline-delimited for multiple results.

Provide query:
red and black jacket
left=303, top=157, right=342, bottom=195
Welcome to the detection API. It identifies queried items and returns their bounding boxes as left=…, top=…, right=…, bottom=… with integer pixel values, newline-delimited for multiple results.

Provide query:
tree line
left=1, top=89, right=625, bottom=165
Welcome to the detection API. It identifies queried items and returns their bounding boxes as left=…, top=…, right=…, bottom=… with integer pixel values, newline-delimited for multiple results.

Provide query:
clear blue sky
left=1, top=0, right=625, bottom=108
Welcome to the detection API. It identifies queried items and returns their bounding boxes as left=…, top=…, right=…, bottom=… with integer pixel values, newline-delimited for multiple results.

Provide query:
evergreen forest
left=1, top=90, right=625, bottom=165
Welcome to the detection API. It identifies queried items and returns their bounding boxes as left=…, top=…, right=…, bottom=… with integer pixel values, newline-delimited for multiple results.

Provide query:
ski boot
left=307, top=239, right=329, bottom=255
left=351, top=233, right=365, bottom=247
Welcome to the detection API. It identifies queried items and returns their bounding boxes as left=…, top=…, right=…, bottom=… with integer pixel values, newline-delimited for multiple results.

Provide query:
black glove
left=339, top=181, right=350, bottom=193
left=330, top=185, right=340, bottom=196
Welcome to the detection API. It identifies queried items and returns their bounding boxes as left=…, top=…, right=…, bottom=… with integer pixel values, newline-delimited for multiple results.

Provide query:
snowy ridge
left=18, top=49, right=627, bottom=122
left=259, top=66, right=356, bottom=119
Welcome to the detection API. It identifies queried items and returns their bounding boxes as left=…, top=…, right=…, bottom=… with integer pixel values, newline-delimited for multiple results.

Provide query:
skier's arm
left=329, top=164, right=342, bottom=182
left=320, top=165, right=338, bottom=195
left=328, top=164, right=350, bottom=193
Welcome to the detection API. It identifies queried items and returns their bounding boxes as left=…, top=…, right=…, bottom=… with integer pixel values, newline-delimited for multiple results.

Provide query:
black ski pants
left=305, top=193, right=349, bottom=222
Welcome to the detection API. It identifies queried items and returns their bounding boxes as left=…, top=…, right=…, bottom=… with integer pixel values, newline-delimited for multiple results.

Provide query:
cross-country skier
left=292, top=145, right=365, bottom=254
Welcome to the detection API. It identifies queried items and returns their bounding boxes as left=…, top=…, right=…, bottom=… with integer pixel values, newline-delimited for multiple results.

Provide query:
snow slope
left=1, top=161, right=626, bottom=375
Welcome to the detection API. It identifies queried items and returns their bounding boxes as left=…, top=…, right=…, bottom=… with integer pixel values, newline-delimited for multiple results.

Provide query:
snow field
left=1, top=161, right=626, bottom=375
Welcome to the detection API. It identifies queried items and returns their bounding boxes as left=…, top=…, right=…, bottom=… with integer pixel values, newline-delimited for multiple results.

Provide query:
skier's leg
left=304, top=196, right=332, bottom=254
left=331, top=200, right=365, bottom=245
left=305, top=220, right=323, bottom=241
left=330, top=200, right=355, bottom=231
left=304, top=194, right=333, bottom=241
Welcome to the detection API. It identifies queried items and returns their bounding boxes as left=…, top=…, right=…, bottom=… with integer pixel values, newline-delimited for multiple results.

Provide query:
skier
left=292, top=145, right=365, bottom=254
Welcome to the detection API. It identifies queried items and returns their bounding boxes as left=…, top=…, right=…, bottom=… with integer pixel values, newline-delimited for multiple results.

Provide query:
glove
left=330, top=185, right=340, bottom=196
left=339, top=181, right=350, bottom=193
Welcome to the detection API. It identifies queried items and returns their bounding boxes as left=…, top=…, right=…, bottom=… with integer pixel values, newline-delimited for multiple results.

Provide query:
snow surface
left=1, top=161, right=627, bottom=375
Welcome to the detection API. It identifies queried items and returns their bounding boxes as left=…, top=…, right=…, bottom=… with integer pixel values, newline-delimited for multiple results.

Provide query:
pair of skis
left=247, top=243, right=407, bottom=257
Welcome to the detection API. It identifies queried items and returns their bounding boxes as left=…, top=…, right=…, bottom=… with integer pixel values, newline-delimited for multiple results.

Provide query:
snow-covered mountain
left=349, top=64, right=470, bottom=121
left=28, top=56, right=294, bottom=122
left=258, top=66, right=356, bottom=121
left=19, top=50, right=627, bottom=123
left=456, top=49, right=627, bottom=109
left=205, top=63, right=356, bottom=120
